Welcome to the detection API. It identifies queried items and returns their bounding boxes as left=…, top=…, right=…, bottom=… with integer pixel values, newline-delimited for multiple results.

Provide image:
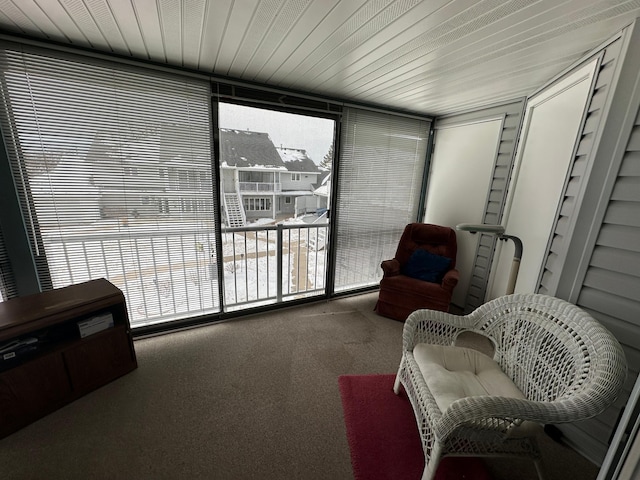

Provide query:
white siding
left=539, top=22, right=640, bottom=464
left=539, top=37, right=624, bottom=296
left=565, top=108, right=640, bottom=464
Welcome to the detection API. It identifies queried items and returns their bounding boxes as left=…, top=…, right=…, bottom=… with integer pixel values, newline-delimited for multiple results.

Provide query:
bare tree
left=320, top=142, right=333, bottom=169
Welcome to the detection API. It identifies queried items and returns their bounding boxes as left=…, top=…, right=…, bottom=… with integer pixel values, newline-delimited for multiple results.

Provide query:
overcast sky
left=219, top=103, right=335, bottom=165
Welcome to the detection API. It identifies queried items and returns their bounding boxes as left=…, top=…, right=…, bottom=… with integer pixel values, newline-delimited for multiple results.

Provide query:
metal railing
left=222, top=223, right=328, bottom=310
left=42, top=221, right=329, bottom=327
left=239, top=182, right=282, bottom=192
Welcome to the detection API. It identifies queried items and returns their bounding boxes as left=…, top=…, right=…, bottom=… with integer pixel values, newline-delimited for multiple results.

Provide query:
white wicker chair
left=393, top=293, right=627, bottom=480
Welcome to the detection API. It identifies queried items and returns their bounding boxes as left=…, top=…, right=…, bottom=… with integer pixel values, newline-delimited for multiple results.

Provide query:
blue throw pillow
left=402, top=249, right=451, bottom=283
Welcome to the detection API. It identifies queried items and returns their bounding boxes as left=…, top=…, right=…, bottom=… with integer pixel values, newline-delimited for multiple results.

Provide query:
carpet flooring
left=0, top=292, right=600, bottom=479
left=339, top=373, right=492, bottom=480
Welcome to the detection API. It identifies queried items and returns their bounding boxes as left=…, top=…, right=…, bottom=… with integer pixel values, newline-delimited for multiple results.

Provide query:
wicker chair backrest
left=471, top=294, right=626, bottom=414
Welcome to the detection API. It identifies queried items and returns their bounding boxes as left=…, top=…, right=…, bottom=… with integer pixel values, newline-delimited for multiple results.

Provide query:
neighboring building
left=30, top=157, right=101, bottom=226
left=219, top=129, right=324, bottom=226
left=83, top=127, right=325, bottom=227
left=85, top=126, right=213, bottom=220
left=276, top=146, right=325, bottom=217
left=312, top=170, right=331, bottom=213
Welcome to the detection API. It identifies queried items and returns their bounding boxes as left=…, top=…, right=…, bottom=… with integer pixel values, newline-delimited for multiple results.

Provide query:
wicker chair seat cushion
left=414, top=343, right=541, bottom=437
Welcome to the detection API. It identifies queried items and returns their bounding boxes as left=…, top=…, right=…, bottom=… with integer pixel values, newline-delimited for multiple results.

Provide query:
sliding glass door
left=217, top=102, right=335, bottom=311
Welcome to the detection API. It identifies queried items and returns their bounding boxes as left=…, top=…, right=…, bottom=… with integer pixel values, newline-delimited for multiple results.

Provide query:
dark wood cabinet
left=64, top=326, right=135, bottom=392
left=0, top=353, right=71, bottom=434
left=0, top=279, right=137, bottom=438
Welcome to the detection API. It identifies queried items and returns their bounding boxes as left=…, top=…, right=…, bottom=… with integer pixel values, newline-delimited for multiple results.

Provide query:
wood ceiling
left=0, top=0, right=639, bottom=116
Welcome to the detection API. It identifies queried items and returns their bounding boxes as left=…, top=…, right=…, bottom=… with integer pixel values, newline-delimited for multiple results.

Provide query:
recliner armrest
left=380, top=258, right=401, bottom=276
left=441, top=268, right=459, bottom=290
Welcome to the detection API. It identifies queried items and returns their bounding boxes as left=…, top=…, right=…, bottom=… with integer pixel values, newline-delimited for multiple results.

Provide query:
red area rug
left=339, top=374, right=492, bottom=480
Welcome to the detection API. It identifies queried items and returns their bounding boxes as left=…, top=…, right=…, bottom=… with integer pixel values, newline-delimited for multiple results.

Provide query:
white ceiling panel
left=59, top=0, right=112, bottom=51
left=226, top=0, right=309, bottom=78
left=262, top=0, right=370, bottom=84
left=284, top=0, right=454, bottom=90
left=157, top=0, right=183, bottom=63
left=1, top=0, right=67, bottom=42
left=181, top=0, right=207, bottom=68
left=196, top=0, right=232, bottom=71
left=0, top=0, right=638, bottom=116
left=279, top=0, right=427, bottom=89
left=310, top=0, right=491, bottom=92
left=214, top=0, right=262, bottom=73
left=105, top=0, right=148, bottom=57
left=246, top=0, right=339, bottom=80
left=130, top=0, right=166, bottom=62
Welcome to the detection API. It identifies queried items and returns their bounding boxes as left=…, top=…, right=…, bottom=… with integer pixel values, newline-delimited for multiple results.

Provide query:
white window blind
left=334, top=107, right=430, bottom=291
left=0, top=43, right=219, bottom=326
left=0, top=228, right=16, bottom=301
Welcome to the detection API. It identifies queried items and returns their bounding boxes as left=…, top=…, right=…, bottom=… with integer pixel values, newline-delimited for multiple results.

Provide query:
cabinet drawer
left=63, top=326, right=136, bottom=395
left=0, top=353, right=71, bottom=436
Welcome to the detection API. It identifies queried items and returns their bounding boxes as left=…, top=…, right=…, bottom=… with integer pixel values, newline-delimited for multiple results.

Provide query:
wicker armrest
left=403, top=308, right=477, bottom=351
left=436, top=395, right=590, bottom=441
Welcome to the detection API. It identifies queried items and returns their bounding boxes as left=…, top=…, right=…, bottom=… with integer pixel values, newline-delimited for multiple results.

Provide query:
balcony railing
left=239, top=182, right=282, bottom=192
left=41, top=222, right=329, bottom=327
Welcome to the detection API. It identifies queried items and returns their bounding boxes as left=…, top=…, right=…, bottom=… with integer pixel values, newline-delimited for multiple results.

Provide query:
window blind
left=333, top=107, right=430, bottom=291
left=0, top=227, right=17, bottom=301
left=0, top=43, right=219, bottom=326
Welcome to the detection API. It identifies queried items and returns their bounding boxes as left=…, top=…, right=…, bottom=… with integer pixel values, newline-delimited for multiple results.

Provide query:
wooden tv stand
left=0, top=279, right=137, bottom=438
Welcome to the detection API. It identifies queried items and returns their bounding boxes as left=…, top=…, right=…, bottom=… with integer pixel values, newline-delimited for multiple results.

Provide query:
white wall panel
left=424, top=118, right=502, bottom=307
left=487, top=59, right=598, bottom=299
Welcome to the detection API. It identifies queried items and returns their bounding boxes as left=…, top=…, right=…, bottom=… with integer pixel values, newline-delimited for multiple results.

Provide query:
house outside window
left=291, top=173, right=301, bottom=181
left=284, top=196, right=291, bottom=204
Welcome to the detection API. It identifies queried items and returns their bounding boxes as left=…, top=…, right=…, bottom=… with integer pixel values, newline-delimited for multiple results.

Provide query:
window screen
left=0, top=43, right=218, bottom=326
left=333, top=107, right=430, bottom=291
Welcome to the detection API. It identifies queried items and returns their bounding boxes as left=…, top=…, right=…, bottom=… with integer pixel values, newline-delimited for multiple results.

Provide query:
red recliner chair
left=375, top=223, right=459, bottom=321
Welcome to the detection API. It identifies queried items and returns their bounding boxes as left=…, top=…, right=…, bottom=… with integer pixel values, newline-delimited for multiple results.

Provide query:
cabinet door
left=63, top=326, right=135, bottom=395
left=0, top=353, right=71, bottom=437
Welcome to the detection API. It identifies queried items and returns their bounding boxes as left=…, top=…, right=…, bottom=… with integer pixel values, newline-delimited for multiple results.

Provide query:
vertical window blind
left=0, top=43, right=218, bottom=326
left=333, top=107, right=430, bottom=291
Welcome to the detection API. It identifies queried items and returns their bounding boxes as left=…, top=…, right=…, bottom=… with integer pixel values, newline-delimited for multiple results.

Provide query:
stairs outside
left=224, top=193, right=245, bottom=228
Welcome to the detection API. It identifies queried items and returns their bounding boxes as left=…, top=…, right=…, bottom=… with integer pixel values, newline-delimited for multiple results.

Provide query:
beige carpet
left=0, top=292, right=600, bottom=479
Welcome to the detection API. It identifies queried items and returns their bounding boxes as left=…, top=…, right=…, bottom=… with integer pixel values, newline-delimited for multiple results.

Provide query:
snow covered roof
left=312, top=184, right=329, bottom=197
left=313, top=172, right=331, bottom=197
left=86, top=126, right=321, bottom=175
left=219, top=129, right=286, bottom=169
left=276, top=147, right=320, bottom=173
